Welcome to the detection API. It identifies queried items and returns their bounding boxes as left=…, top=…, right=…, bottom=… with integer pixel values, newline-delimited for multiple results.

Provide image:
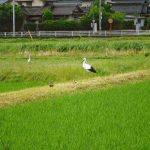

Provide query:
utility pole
left=92, top=0, right=95, bottom=33
left=99, top=0, right=102, bottom=31
left=13, top=0, right=15, bottom=37
left=92, top=0, right=94, bottom=21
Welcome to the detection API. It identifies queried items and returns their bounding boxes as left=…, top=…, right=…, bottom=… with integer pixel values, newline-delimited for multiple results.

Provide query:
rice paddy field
left=0, top=37, right=150, bottom=149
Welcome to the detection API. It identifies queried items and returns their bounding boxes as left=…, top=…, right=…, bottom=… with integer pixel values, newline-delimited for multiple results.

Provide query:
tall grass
left=0, top=80, right=150, bottom=149
left=0, top=55, right=150, bottom=84
left=0, top=37, right=150, bottom=54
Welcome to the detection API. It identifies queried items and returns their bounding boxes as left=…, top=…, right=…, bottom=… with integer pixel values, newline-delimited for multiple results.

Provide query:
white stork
left=82, top=58, right=96, bottom=73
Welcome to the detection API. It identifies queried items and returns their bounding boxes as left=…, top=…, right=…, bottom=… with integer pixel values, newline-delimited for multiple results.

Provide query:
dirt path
left=0, top=70, right=150, bottom=108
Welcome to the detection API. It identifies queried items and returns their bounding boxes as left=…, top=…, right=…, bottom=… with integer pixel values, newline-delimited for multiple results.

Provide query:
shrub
left=123, top=21, right=135, bottom=30
left=24, top=22, right=37, bottom=31
left=80, top=16, right=92, bottom=30
left=111, top=12, right=125, bottom=30
left=145, top=17, right=150, bottom=29
left=38, top=20, right=80, bottom=31
left=42, top=8, right=53, bottom=21
left=0, top=4, right=23, bottom=31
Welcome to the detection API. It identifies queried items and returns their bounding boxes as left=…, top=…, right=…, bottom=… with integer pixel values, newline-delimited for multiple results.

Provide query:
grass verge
left=0, top=54, right=150, bottom=83
left=0, top=82, right=46, bottom=93
left=0, top=69, right=150, bottom=108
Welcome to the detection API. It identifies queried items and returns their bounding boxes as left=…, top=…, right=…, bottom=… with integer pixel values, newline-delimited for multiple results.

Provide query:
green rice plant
left=0, top=80, right=149, bottom=149
left=129, top=42, right=144, bottom=52
left=0, top=82, right=45, bottom=93
left=56, top=43, right=70, bottom=52
left=112, top=41, right=144, bottom=51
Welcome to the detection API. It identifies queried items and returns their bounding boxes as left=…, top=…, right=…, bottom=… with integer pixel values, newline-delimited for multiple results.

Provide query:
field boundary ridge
left=0, top=69, right=150, bottom=108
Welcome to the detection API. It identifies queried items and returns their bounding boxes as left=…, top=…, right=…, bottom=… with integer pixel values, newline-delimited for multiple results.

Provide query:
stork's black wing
left=88, top=66, right=96, bottom=73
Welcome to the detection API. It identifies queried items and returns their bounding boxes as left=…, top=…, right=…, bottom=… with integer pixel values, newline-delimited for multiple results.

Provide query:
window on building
left=18, top=2, right=22, bottom=6
left=26, top=2, right=32, bottom=6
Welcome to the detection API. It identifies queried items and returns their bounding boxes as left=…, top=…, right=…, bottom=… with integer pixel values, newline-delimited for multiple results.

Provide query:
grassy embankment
left=0, top=79, right=150, bottom=149
left=0, top=69, right=150, bottom=108
left=0, top=37, right=150, bottom=92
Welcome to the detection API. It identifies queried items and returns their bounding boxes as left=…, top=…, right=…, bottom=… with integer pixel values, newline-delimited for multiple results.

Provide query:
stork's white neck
left=83, top=58, right=86, bottom=64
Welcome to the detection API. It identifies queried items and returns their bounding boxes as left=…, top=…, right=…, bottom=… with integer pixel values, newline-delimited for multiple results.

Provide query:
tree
left=42, top=8, right=53, bottom=21
left=146, top=17, right=150, bottom=29
left=111, top=12, right=125, bottom=29
left=0, top=4, right=23, bottom=31
left=80, top=0, right=126, bottom=30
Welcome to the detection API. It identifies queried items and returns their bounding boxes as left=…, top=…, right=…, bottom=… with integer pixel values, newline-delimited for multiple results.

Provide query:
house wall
left=81, top=1, right=91, bottom=8
left=32, top=0, right=43, bottom=6
left=15, top=0, right=44, bottom=6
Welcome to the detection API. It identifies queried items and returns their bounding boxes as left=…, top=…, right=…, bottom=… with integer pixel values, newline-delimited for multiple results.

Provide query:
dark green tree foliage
left=80, top=0, right=126, bottom=30
left=101, top=3, right=113, bottom=30
left=0, top=4, right=23, bottom=31
left=80, top=0, right=114, bottom=30
left=145, top=17, right=150, bottom=29
left=123, top=20, right=135, bottom=30
left=25, top=20, right=80, bottom=31
left=24, top=22, right=37, bottom=31
left=42, top=8, right=53, bottom=21
left=80, top=3, right=98, bottom=30
left=111, top=12, right=125, bottom=29
left=80, top=16, right=91, bottom=30
left=38, top=20, right=80, bottom=31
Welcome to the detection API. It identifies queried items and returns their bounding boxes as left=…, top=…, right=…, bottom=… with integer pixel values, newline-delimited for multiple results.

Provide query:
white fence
left=0, top=30, right=150, bottom=38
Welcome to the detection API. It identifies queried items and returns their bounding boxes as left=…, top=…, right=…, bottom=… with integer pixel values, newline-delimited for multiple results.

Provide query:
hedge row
left=24, top=20, right=82, bottom=31
left=24, top=20, right=136, bottom=31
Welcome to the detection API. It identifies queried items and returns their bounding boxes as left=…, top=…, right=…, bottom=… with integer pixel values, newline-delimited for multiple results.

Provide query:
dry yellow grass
left=21, top=49, right=138, bottom=57
left=0, top=69, right=150, bottom=108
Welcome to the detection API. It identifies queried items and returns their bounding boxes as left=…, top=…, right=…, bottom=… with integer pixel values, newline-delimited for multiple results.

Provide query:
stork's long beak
left=81, top=60, right=84, bottom=63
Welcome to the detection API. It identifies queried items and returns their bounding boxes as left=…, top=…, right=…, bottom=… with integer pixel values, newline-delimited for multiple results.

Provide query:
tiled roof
left=53, top=3, right=81, bottom=15
left=112, top=5, right=143, bottom=14
left=0, top=0, right=8, bottom=4
left=109, top=0, right=150, bottom=14
left=23, top=6, right=45, bottom=16
left=57, top=0, right=82, bottom=2
left=16, top=0, right=33, bottom=2
left=22, top=4, right=84, bottom=16
left=109, top=0, right=145, bottom=4
left=53, top=6, right=76, bottom=15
